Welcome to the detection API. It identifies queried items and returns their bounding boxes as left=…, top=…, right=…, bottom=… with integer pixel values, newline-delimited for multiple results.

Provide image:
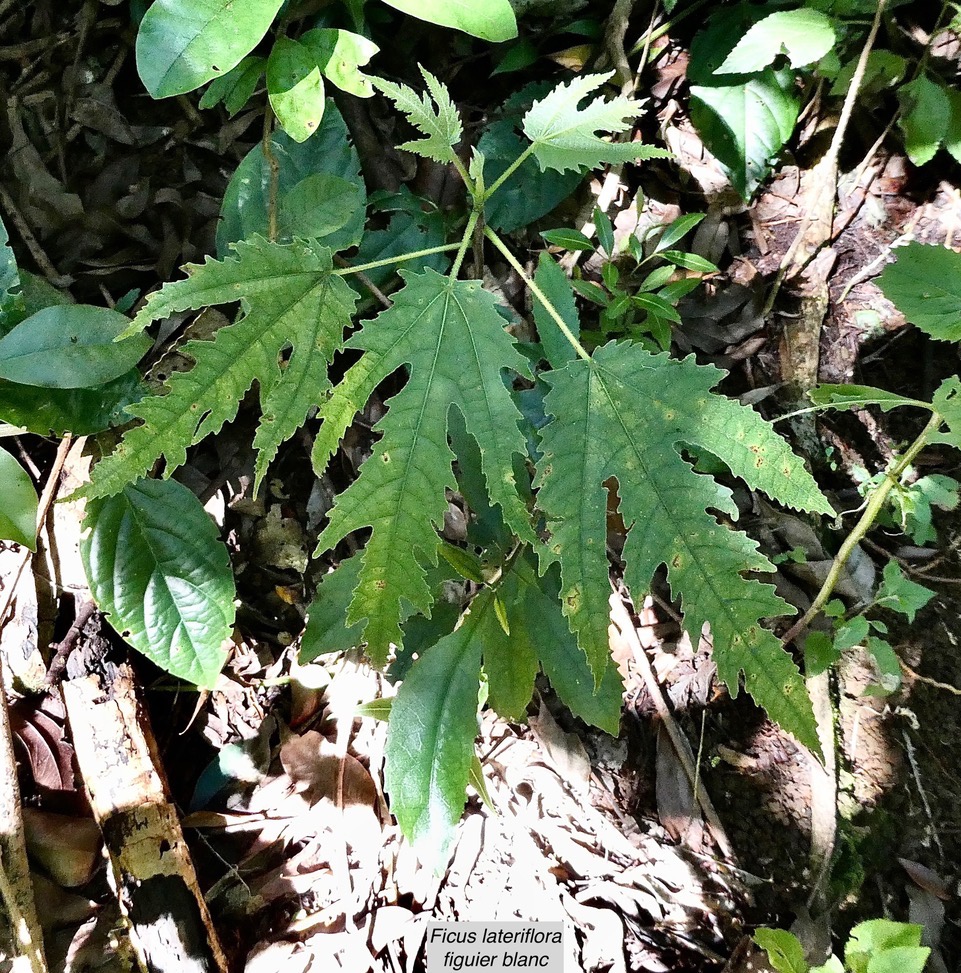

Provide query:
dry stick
left=609, top=594, right=736, bottom=863
left=262, top=106, right=280, bottom=243
left=762, top=0, right=888, bottom=317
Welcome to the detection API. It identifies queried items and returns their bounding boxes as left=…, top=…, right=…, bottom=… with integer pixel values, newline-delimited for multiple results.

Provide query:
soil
left=2, top=3, right=961, bottom=972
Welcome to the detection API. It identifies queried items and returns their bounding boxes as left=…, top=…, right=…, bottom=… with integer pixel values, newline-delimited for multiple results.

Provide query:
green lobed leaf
left=0, top=305, right=150, bottom=389
left=377, top=0, right=517, bottom=42
left=383, top=602, right=484, bottom=868
left=86, top=237, right=356, bottom=499
left=314, top=270, right=535, bottom=664
left=217, top=103, right=365, bottom=255
left=877, top=242, right=961, bottom=342
left=300, top=555, right=367, bottom=663
left=522, top=71, right=671, bottom=174
left=0, top=449, right=38, bottom=550
left=534, top=342, right=832, bottom=754
left=198, top=55, right=266, bottom=115
left=477, top=112, right=581, bottom=233
left=300, top=28, right=378, bottom=98
left=267, top=36, right=326, bottom=143
left=81, top=478, right=236, bottom=688
left=483, top=552, right=621, bottom=733
left=136, top=0, right=284, bottom=98
left=715, top=9, right=837, bottom=74
left=372, top=66, right=462, bottom=164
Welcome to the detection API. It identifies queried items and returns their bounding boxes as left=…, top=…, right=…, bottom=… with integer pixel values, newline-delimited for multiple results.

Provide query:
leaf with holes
left=313, top=269, right=535, bottom=665
left=534, top=342, right=833, bottom=755
left=81, top=478, right=236, bottom=688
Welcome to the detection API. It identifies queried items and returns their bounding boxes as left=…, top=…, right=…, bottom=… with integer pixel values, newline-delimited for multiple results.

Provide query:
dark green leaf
left=198, top=55, right=266, bottom=115
left=0, top=306, right=150, bottom=388
left=300, top=556, right=366, bottom=663
left=533, top=252, right=581, bottom=369
left=877, top=242, right=961, bottom=342
left=81, top=478, right=236, bottom=688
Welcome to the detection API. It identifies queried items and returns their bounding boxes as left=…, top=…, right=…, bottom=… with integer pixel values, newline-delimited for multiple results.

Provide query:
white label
left=425, top=922, right=564, bottom=971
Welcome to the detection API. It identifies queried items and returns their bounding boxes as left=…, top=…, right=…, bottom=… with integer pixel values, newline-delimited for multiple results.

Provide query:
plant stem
left=628, top=0, right=710, bottom=56
left=262, top=106, right=280, bottom=244
left=484, top=226, right=591, bottom=362
left=450, top=209, right=479, bottom=279
left=782, top=411, right=943, bottom=646
left=481, top=143, right=535, bottom=203
left=333, top=243, right=461, bottom=278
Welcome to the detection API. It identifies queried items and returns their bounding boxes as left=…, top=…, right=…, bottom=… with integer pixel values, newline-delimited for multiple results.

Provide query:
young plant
left=755, top=918, right=930, bottom=973
left=56, top=64, right=841, bottom=861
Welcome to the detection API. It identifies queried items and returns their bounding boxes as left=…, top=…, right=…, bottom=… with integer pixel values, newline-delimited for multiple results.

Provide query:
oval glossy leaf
left=81, top=478, right=236, bottom=688
left=136, top=0, right=284, bottom=98
left=267, top=36, right=326, bottom=143
left=0, top=449, right=37, bottom=550
left=378, top=0, right=517, bottom=42
left=0, top=306, right=150, bottom=389
left=715, top=9, right=836, bottom=74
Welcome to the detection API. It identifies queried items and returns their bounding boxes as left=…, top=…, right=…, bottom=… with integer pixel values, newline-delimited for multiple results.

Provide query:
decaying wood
left=63, top=658, right=228, bottom=973
left=0, top=670, right=48, bottom=973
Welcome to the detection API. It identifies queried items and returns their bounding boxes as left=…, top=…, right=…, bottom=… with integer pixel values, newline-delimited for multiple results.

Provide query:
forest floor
left=1, top=3, right=960, bottom=972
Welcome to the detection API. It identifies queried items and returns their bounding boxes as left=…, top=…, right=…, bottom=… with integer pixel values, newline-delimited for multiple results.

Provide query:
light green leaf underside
left=534, top=342, right=831, bottom=754
left=136, top=0, right=284, bottom=98
left=378, top=0, right=517, bottom=42
left=522, top=71, right=671, bottom=173
left=715, top=9, right=837, bottom=74
left=81, top=478, right=236, bottom=688
left=372, top=67, right=462, bottom=164
left=314, top=270, right=535, bottom=664
left=383, top=603, right=484, bottom=868
left=87, top=237, right=355, bottom=499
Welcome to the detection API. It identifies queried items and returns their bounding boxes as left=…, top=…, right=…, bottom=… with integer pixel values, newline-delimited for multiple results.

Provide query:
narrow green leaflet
left=314, top=270, right=535, bottom=664
left=534, top=343, right=833, bottom=755
left=267, top=36, right=326, bottom=143
left=715, top=9, right=837, bottom=74
left=136, top=0, right=284, bottom=98
left=300, top=555, right=366, bottom=663
left=0, top=306, right=150, bottom=388
left=808, top=384, right=929, bottom=412
left=522, top=72, right=671, bottom=173
left=877, top=242, right=961, bottom=342
left=81, top=478, right=236, bottom=688
left=372, top=67, right=462, bottom=164
left=383, top=603, right=484, bottom=867
left=533, top=252, right=580, bottom=369
left=377, top=0, right=517, bottom=42
left=87, top=238, right=356, bottom=499
left=0, top=449, right=37, bottom=550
